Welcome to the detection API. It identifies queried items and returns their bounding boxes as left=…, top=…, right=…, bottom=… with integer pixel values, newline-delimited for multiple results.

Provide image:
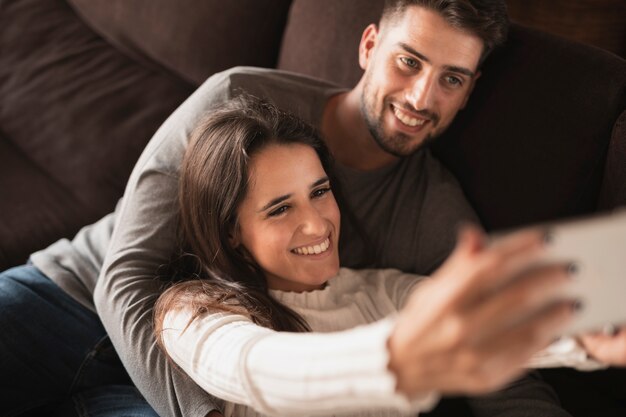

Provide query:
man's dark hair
left=381, top=0, right=509, bottom=62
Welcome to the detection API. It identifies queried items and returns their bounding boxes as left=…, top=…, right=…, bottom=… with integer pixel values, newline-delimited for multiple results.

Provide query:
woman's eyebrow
left=310, top=176, right=329, bottom=188
left=258, top=177, right=329, bottom=212
left=259, top=194, right=291, bottom=212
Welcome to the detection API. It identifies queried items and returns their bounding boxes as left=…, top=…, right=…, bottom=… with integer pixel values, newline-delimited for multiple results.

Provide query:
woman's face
left=235, top=143, right=341, bottom=292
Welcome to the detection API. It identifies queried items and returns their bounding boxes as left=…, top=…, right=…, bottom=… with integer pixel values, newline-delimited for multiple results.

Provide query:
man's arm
left=93, top=71, right=233, bottom=417
left=468, top=371, right=572, bottom=417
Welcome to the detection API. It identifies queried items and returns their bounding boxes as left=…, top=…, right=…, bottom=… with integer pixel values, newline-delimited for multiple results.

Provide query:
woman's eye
left=312, top=187, right=331, bottom=198
left=268, top=206, right=289, bottom=217
left=400, top=56, right=418, bottom=69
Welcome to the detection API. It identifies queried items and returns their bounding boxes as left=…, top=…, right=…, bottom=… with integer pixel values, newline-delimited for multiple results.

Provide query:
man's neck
left=321, top=89, right=399, bottom=171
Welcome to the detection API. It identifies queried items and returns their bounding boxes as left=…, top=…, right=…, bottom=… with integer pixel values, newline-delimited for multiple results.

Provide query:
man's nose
left=406, top=72, right=436, bottom=110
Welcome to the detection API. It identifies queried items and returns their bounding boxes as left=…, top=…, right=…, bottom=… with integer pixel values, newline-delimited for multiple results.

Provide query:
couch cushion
left=67, top=0, right=292, bottom=86
left=278, top=0, right=384, bottom=88
left=0, top=136, right=92, bottom=268
left=0, top=0, right=194, bottom=268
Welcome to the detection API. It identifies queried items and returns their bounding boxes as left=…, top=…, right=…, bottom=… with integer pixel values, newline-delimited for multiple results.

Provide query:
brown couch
left=1, top=0, right=625, bottom=415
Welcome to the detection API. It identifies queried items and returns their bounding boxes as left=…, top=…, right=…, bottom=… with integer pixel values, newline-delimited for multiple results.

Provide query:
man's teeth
left=293, top=238, right=330, bottom=255
left=393, top=107, right=425, bottom=127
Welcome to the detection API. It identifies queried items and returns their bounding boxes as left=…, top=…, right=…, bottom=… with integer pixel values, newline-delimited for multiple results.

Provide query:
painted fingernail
left=567, top=263, right=578, bottom=276
left=602, top=324, right=618, bottom=336
left=542, top=229, right=554, bottom=245
left=572, top=300, right=584, bottom=312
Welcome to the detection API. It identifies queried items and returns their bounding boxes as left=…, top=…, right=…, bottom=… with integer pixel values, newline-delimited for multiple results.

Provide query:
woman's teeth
left=292, top=238, right=330, bottom=255
left=393, top=107, right=425, bottom=127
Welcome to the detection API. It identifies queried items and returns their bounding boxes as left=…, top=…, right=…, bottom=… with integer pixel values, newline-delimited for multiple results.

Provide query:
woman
left=154, top=95, right=580, bottom=417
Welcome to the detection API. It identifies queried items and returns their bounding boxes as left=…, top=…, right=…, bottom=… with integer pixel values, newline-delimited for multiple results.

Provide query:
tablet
left=527, top=209, right=626, bottom=335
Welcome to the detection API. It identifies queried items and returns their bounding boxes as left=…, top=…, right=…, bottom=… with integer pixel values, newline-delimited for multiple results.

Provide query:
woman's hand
left=579, top=327, right=626, bottom=366
left=388, top=225, right=575, bottom=398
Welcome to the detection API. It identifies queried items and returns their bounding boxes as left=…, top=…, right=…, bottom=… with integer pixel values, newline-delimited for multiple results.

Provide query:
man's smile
left=392, top=105, right=427, bottom=127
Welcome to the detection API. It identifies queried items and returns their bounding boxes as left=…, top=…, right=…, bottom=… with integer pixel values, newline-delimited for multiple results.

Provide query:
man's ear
left=460, top=70, right=481, bottom=109
left=358, top=24, right=379, bottom=71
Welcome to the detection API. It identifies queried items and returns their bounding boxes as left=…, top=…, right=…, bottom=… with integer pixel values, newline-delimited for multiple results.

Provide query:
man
left=0, top=1, right=590, bottom=416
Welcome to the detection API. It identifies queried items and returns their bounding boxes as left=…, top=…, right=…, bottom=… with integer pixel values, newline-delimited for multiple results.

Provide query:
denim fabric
left=0, top=265, right=158, bottom=417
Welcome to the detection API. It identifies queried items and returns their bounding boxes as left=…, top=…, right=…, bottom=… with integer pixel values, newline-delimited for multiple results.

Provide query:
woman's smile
left=291, top=236, right=331, bottom=256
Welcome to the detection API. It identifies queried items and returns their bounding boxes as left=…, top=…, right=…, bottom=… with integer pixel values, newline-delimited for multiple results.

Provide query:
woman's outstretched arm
left=161, top=310, right=436, bottom=417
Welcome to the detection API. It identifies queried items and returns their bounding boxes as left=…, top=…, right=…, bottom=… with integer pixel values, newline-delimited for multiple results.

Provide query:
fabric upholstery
left=0, top=0, right=193, bottom=268
left=278, top=0, right=384, bottom=88
left=0, top=136, right=87, bottom=266
left=67, top=0, right=292, bottom=86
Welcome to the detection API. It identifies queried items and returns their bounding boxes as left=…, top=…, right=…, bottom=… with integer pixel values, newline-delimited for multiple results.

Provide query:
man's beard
left=360, top=83, right=440, bottom=157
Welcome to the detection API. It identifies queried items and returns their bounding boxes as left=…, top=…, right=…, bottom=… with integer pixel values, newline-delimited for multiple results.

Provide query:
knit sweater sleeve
left=161, top=310, right=438, bottom=416
left=528, top=337, right=607, bottom=371
left=372, top=271, right=606, bottom=372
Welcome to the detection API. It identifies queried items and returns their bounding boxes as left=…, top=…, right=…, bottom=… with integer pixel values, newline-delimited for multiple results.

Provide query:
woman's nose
left=300, top=206, right=327, bottom=237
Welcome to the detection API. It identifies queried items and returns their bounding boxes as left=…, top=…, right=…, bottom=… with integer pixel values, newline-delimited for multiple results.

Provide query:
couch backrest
left=0, top=0, right=196, bottom=265
left=67, top=0, right=293, bottom=85
left=278, top=0, right=383, bottom=88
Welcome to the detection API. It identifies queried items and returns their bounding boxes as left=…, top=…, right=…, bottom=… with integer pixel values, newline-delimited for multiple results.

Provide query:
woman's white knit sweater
left=161, top=268, right=604, bottom=417
left=162, top=268, right=436, bottom=417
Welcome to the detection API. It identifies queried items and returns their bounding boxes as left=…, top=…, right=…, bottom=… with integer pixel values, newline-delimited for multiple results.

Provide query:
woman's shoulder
left=338, top=267, right=422, bottom=290
left=338, top=268, right=425, bottom=308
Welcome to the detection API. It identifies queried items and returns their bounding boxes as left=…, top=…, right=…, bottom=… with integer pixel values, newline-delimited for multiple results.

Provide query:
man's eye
left=312, top=187, right=331, bottom=198
left=445, top=75, right=463, bottom=87
left=268, top=206, right=289, bottom=217
left=400, top=56, right=419, bottom=68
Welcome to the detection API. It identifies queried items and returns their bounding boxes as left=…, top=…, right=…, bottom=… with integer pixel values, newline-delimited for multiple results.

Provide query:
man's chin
left=367, top=119, right=433, bottom=157
left=375, top=134, right=432, bottom=157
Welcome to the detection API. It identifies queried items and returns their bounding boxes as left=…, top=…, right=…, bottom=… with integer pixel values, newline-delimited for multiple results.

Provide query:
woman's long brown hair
left=154, top=95, right=338, bottom=341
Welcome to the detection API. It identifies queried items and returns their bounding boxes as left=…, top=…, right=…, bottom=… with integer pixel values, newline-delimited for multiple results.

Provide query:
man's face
left=359, top=6, right=484, bottom=156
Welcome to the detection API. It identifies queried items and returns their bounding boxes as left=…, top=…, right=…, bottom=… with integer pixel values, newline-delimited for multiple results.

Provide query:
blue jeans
left=0, top=265, right=158, bottom=417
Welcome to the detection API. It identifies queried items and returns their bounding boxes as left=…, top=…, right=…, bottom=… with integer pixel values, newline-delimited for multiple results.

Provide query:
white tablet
left=525, top=209, right=626, bottom=335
